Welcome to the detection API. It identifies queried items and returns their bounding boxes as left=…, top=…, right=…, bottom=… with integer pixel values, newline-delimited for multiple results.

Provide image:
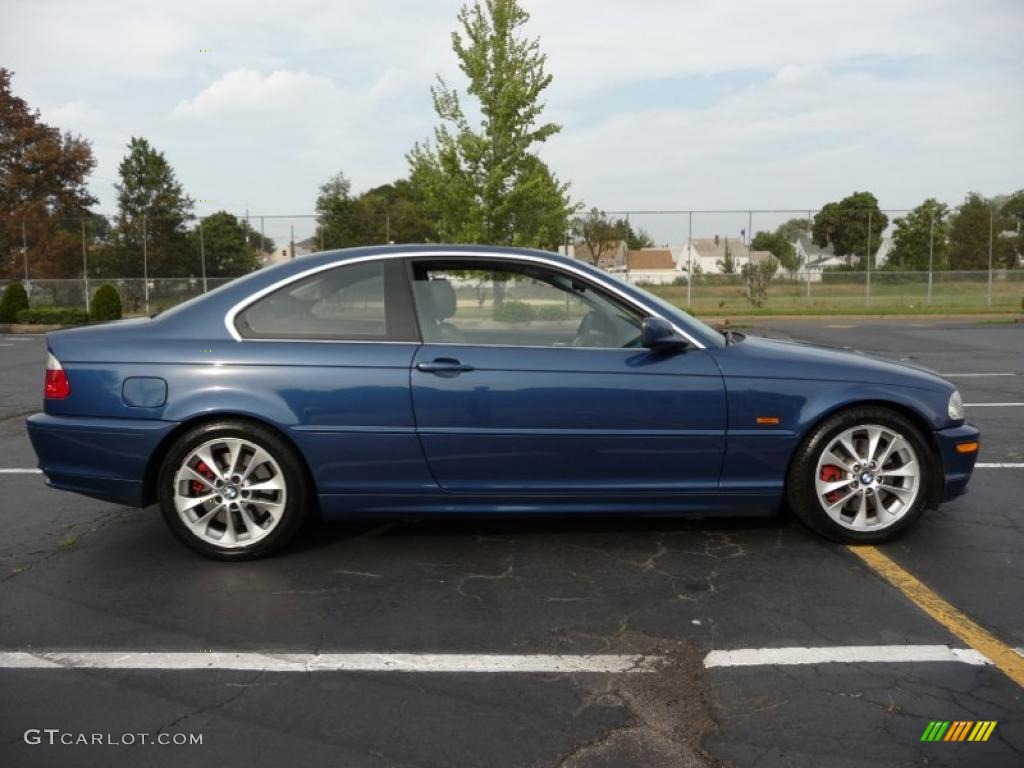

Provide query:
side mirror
left=641, top=317, right=689, bottom=353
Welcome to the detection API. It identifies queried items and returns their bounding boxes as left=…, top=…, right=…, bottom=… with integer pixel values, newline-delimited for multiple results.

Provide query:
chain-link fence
left=2, top=209, right=1021, bottom=316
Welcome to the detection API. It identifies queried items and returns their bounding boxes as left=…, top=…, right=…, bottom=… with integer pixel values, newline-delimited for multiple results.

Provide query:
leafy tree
left=112, top=137, right=194, bottom=277
left=90, top=283, right=122, bottom=321
left=716, top=240, right=737, bottom=274
left=948, top=193, right=1016, bottom=270
left=751, top=230, right=798, bottom=272
left=571, top=208, right=624, bottom=266
left=406, top=0, right=575, bottom=247
left=776, top=217, right=811, bottom=242
left=0, top=282, right=29, bottom=322
left=889, top=198, right=949, bottom=271
left=615, top=219, right=654, bottom=250
left=192, top=211, right=261, bottom=277
left=742, top=255, right=779, bottom=307
left=812, top=192, right=888, bottom=266
left=0, top=68, right=97, bottom=279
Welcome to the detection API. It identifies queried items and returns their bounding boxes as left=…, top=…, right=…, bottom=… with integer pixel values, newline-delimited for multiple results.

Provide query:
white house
left=624, top=248, right=680, bottom=284
left=677, top=235, right=751, bottom=275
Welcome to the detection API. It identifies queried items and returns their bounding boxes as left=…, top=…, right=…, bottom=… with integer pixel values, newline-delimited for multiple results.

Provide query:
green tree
left=193, top=211, right=261, bottom=277
left=889, top=198, right=949, bottom=271
left=90, top=283, right=122, bottom=321
left=112, top=137, right=194, bottom=277
left=751, top=230, right=798, bottom=272
left=716, top=240, right=737, bottom=274
left=571, top=208, right=624, bottom=266
left=742, top=255, right=779, bottom=307
left=0, top=68, right=97, bottom=279
left=812, top=192, right=888, bottom=266
left=948, top=193, right=1016, bottom=270
left=0, top=282, right=29, bottom=322
left=776, top=217, right=811, bottom=242
left=406, top=0, right=574, bottom=247
left=615, top=218, right=654, bottom=250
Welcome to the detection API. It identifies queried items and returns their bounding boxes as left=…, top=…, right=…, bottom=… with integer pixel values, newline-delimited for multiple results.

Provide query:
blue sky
left=3, top=0, right=1023, bottom=244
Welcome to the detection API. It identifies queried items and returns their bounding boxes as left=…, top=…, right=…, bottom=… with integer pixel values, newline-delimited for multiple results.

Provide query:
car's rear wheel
left=157, top=420, right=309, bottom=560
left=786, top=407, right=932, bottom=543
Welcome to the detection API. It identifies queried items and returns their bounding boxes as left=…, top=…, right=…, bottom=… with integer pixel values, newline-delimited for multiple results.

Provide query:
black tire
left=157, top=419, right=310, bottom=560
left=786, top=406, right=934, bottom=544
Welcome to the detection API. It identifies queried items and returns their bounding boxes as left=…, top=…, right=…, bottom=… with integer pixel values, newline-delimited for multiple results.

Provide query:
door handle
left=415, top=358, right=475, bottom=375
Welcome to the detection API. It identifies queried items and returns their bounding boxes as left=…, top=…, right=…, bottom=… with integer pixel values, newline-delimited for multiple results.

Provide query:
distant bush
left=536, top=304, right=569, bottom=321
left=90, top=283, right=122, bottom=321
left=492, top=300, right=536, bottom=323
left=0, top=283, right=29, bottom=322
left=16, top=307, right=90, bottom=325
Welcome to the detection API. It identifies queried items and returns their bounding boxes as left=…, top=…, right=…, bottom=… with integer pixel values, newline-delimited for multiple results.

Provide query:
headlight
left=948, top=390, right=964, bottom=421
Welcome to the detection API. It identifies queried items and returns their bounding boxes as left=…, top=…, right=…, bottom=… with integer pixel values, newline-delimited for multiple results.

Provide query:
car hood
left=712, top=334, right=953, bottom=393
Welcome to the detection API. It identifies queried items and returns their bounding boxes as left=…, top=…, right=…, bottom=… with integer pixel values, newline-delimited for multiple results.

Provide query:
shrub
left=90, top=283, right=122, bottom=321
left=0, top=283, right=29, bottom=323
left=15, top=307, right=90, bottom=325
left=536, top=304, right=569, bottom=321
left=492, top=300, right=536, bottom=323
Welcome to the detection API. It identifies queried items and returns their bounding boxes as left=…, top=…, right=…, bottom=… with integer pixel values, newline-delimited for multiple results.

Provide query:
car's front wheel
left=787, top=407, right=933, bottom=543
left=157, top=420, right=309, bottom=560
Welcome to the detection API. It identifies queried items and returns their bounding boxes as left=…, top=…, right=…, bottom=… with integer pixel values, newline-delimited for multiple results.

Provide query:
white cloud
left=173, top=68, right=337, bottom=118
left=45, top=101, right=104, bottom=128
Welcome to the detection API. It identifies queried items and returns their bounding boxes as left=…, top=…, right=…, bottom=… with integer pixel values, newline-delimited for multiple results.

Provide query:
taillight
left=44, top=352, right=71, bottom=399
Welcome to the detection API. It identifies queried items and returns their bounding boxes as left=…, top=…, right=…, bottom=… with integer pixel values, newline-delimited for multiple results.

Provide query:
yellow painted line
left=848, top=546, right=1024, bottom=689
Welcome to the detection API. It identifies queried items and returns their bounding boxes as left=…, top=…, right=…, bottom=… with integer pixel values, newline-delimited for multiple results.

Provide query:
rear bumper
left=26, top=413, right=178, bottom=507
left=934, top=423, right=980, bottom=502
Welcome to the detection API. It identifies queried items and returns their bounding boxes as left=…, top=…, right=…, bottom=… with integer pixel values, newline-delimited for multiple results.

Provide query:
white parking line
left=976, top=463, right=1024, bottom=468
left=0, top=652, right=658, bottom=674
left=0, top=469, right=42, bottom=474
left=703, top=645, right=990, bottom=669
left=0, top=646, right=996, bottom=673
left=964, top=403, right=1024, bottom=407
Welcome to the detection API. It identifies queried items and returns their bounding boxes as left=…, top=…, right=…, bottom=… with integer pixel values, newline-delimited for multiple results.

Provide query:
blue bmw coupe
left=27, top=245, right=980, bottom=559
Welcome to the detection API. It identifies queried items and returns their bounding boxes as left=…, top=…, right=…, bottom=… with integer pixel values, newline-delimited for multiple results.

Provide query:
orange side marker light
left=756, top=416, right=780, bottom=425
left=955, top=441, right=979, bottom=454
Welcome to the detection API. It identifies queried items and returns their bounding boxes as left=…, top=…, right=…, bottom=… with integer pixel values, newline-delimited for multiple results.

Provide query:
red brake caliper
left=191, top=461, right=216, bottom=495
left=820, top=465, right=844, bottom=503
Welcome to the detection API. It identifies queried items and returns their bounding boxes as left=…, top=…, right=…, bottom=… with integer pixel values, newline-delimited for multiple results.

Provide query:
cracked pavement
left=1, top=319, right=1022, bottom=767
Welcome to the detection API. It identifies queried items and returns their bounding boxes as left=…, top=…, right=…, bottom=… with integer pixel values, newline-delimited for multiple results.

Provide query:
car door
left=229, top=257, right=435, bottom=496
left=407, top=257, right=727, bottom=493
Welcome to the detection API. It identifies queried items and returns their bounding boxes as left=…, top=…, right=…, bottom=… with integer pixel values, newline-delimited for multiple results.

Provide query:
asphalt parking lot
left=0, top=317, right=1022, bottom=767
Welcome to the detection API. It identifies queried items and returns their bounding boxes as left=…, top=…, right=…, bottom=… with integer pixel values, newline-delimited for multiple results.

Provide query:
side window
left=411, top=260, right=643, bottom=348
left=236, top=260, right=415, bottom=340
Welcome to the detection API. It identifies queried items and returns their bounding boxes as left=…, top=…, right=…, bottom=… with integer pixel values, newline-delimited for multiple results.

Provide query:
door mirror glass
left=641, top=317, right=689, bottom=352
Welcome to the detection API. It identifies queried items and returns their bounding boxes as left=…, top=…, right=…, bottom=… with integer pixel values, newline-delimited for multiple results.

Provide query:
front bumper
left=26, top=413, right=178, bottom=507
left=934, top=423, right=981, bottom=502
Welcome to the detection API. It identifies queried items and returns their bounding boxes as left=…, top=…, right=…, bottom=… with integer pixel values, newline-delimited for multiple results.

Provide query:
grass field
left=645, top=273, right=1024, bottom=316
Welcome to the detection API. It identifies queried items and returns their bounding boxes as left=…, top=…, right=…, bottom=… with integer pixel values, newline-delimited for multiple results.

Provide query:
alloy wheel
left=813, top=424, right=921, bottom=531
left=172, top=437, right=287, bottom=549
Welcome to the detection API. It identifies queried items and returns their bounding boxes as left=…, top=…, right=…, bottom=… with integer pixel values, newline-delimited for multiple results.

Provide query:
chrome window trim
left=223, top=250, right=706, bottom=350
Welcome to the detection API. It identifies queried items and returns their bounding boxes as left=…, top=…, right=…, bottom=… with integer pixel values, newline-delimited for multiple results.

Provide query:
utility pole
left=199, top=217, right=208, bottom=293
left=927, top=215, right=934, bottom=305
left=987, top=207, right=994, bottom=308
left=865, top=209, right=872, bottom=307
left=143, top=213, right=150, bottom=315
left=687, top=210, right=693, bottom=308
left=22, top=219, right=28, bottom=283
left=81, top=218, right=90, bottom=314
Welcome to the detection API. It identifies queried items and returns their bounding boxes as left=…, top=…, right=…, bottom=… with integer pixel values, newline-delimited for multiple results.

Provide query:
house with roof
left=678, top=235, right=751, bottom=275
left=559, top=240, right=629, bottom=270
left=625, top=248, right=680, bottom=284
left=792, top=235, right=846, bottom=281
